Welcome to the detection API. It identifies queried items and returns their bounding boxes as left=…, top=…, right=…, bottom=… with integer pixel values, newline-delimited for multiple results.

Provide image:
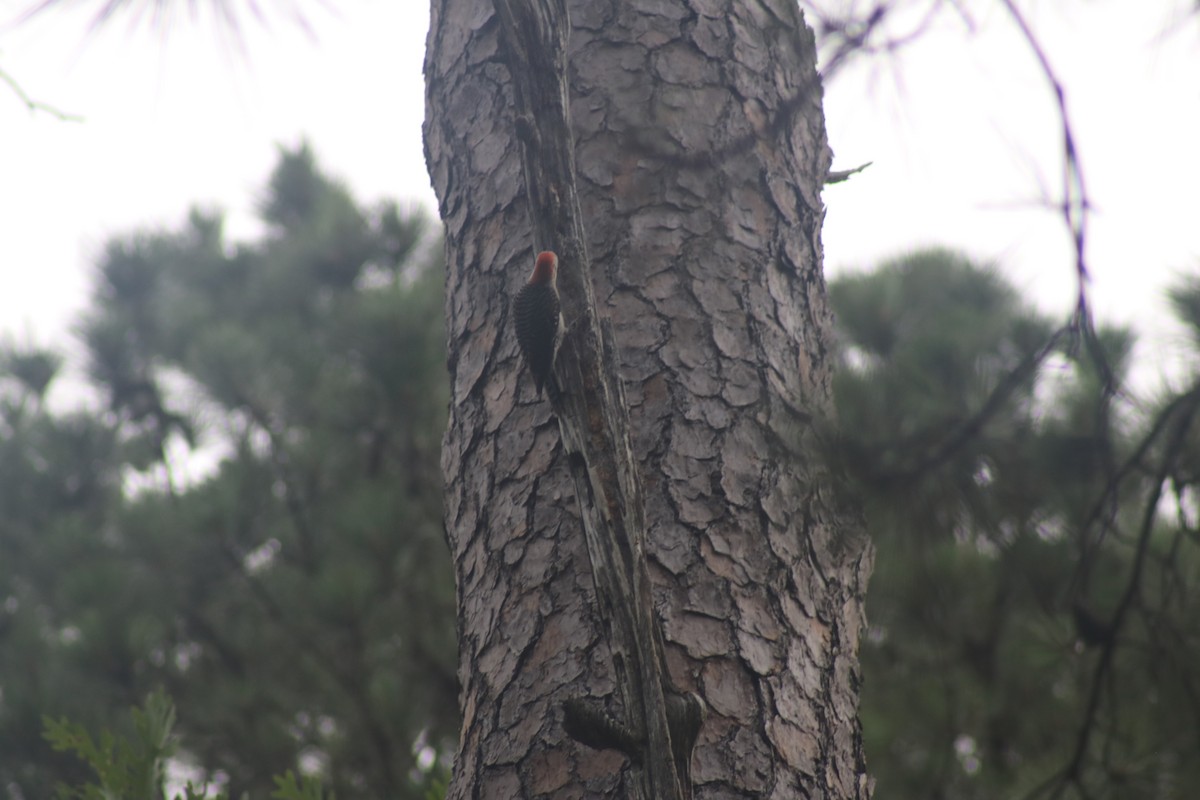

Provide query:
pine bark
left=424, top=1, right=874, bottom=798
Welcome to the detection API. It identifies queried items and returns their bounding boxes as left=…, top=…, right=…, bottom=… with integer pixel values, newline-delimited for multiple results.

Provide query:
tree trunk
left=424, top=1, right=873, bottom=798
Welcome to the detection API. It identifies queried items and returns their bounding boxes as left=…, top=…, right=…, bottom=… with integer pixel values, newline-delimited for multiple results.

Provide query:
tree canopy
left=1, top=143, right=456, bottom=800
left=832, top=249, right=1200, bottom=800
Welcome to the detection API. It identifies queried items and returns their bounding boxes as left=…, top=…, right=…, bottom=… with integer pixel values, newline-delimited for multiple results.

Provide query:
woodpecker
left=513, top=250, right=564, bottom=397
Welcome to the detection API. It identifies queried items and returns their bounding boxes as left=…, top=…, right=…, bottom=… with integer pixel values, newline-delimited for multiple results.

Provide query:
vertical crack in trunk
left=492, top=1, right=695, bottom=797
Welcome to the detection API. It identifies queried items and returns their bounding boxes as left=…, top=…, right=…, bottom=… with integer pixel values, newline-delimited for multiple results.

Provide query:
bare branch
left=999, top=0, right=1111, bottom=391
left=1029, top=385, right=1200, bottom=800
left=853, top=324, right=1069, bottom=486
left=0, top=66, right=82, bottom=121
left=826, top=160, right=873, bottom=184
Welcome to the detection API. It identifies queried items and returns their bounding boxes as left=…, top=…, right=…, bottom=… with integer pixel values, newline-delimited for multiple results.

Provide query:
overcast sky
left=3, top=1, right=1199, bottom=400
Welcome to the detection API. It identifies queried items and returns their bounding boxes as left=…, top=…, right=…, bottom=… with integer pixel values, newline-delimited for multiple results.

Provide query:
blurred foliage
left=831, top=249, right=1200, bottom=800
left=45, top=690, right=331, bottom=800
left=0, top=142, right=455, bottom=800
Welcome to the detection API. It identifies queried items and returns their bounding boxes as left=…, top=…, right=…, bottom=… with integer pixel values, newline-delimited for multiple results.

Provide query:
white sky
left=3, top=1, right=1199, bottom=400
